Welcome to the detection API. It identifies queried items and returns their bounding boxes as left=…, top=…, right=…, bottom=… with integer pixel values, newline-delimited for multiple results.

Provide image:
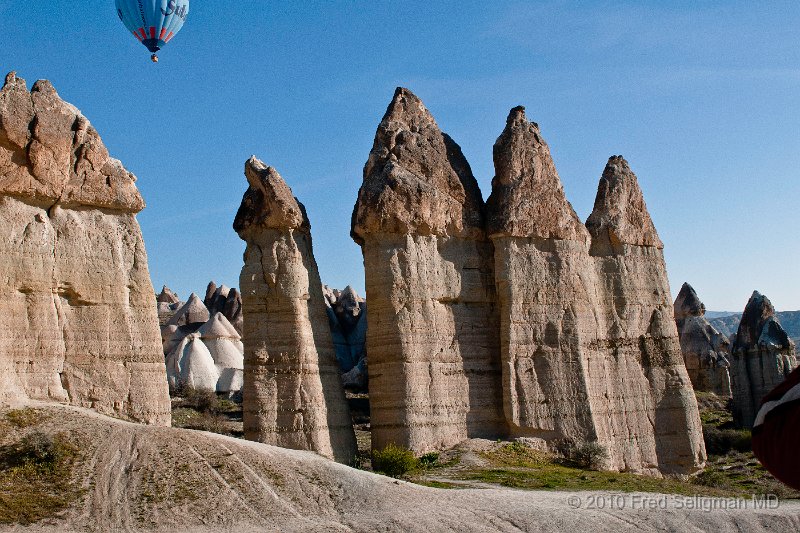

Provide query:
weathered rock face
left=673, top=283, right=732, bottom=396
left=0, top=72, right=170, bottom=424
left=486, top=107, right=599, bottom=450
left=486, top=110, right=704, bottom=475
left=730, top=291, right=798, bottom=428
left=235, top=156, right=356, bottom=463
left=586, top=156, right=705, bottom=475
left=323, top=285, right=368, bottom=390
left=351, top=88, right=505, bottom=453
left=204, top=281, right=244, bottom=335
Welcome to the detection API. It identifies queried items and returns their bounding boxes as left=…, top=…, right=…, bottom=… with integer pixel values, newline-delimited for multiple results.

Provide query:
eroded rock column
left=235, top=157, right=356, bottom=463
left=0, top=72, right=170, bottom=424
left=485, top=107, right=601, bottom=449
left=587, top=156, right=706, bottom=475
left=351, top=88, right=504, bottom=453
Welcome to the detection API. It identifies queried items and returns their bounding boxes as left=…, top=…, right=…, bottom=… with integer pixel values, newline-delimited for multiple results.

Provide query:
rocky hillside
left=2, top=404, right=798, bottom=532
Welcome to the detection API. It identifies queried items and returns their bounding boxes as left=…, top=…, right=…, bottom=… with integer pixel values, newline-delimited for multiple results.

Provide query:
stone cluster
left=0, top=72, right=170, bottom=424
left=350, top=89, right=706, bottom=475
left=323, top=285, right=368, bottom=390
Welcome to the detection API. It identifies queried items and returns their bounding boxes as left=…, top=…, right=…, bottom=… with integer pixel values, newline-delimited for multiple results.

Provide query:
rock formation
left=156, top=285, right=183, bottom=325
left=203, top=281, right=243, bottom=334
left=323, top=285, right=368, bottom=390
left=730, top=291, right=798, bottom=428
left=167, top=293, right=210, bottom=327
left=485, top=108, right=704, bottom=475
left=673, top=283, right=732, bottom=396
left=0, top=72, right=170, bottom=424
left=351, top=88, right=505, bottom=453
left=235, top=156, right=356, bottom=463
left=585, top=155, right=705, bottom=475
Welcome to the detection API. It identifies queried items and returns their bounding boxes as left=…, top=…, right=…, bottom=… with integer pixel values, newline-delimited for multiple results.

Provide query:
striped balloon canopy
left=115, top=0, right=190, bottom=60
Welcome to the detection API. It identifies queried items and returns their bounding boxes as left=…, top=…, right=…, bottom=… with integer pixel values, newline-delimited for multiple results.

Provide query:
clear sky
left=3, top=1, right=799, bottom=311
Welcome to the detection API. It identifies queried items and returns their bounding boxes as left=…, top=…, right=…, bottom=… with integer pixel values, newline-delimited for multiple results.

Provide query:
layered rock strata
left=0, top=72, right=170, bottom=424
left=730, top=291, right=797, bottom=428
left=351, top=88, right=505, bottom=453
left=584, top=155, right=705, bottom=474
left=486, top=109, right=704, bottom=474
left=235, top=156, right=356, bottom=463
left=673, top=283, right=732, bottom=396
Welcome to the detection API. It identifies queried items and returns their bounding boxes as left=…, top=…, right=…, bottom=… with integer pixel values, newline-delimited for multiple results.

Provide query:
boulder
left=0, top=72, right=169, bottom=424
left=673, top=283, right=732, bottom=396
left=730, top=291, right=798, bottom=428
left=351, top=88, right=505, bottom=454
left=234, top=156, right=356, bottom=463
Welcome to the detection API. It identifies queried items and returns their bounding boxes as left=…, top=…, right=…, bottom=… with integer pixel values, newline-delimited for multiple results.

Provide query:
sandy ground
left=2, top=403, right=799, bottom=533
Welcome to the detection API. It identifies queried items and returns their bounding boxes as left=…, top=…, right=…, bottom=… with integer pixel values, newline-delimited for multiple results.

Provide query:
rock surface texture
left=730, top=291, right=798, bottom=428
left=486, top=109, right=704, bottom=475
left=351, top=88, right=505, bottom=454
left=350, top=91, right=704, bottom=474
left=673, top=283, right=732, bottom=396
left=584, top=155, right=705, bottom=475
left=235, top=156, right=356, bottom=463
left=323, top=285, right=368, bottom=390
left=0, top=72, right=170, bottom=424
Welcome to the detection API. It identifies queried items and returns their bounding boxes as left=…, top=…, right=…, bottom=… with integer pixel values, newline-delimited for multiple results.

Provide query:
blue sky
left=3, top=1, right=799, bottom=311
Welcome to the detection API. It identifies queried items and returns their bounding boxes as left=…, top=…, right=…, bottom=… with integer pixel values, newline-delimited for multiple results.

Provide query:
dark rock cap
left=674, top=282, right=706, bottom=321
left=233, top=156, right=309, bottom=237
left=586, top=155, right=663, bottom=249
left=351, top=87, right=485, bottom=245
left=486, top=106, right=588, bottom=242
left=734, top=291, right=792, bottom=350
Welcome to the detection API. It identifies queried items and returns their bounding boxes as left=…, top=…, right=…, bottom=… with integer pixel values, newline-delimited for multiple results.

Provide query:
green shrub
left=372, top=444, right=418, bottom=478
left=571, top=441, right=609, bottom=470
left=419, top=452, right=440, bottom=468
left=5, top=409, right=42, bottom=428
left=703, top=426, right=751, bottom=455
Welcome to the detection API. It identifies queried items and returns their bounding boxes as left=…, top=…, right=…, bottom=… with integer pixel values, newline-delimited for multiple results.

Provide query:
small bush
left=571, top=441, right=609, bottom=470
left=419, top=452, right=440, bottom=468
left=694, top=469, right=729, bottom=488
left=175, top=385, right=220, bottom=413
left=703, top=426, right=751, bottom=455
left=372, top=444, right=418, bottom=478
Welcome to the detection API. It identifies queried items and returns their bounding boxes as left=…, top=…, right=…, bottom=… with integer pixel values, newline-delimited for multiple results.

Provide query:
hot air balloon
left=115, top=0, right=190, bottom=62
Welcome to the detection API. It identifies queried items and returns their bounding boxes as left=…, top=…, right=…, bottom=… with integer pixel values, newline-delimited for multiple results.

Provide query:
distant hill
left=708, top=311, right=800, bottom=344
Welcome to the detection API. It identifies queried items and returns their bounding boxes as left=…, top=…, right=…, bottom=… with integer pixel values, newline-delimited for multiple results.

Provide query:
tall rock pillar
left=587, top=156, right=706, bottom=475
left=485, top=107, right=601, bottom=447
left=351, top=88, right=504, bottom=453
left=0, top=72, right=170, bottom=425
left=234, top=157, right=356, bottom=463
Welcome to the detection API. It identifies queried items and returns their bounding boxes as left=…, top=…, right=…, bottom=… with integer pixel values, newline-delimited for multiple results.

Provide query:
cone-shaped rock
left=0, top=72, right=169, bottom=424
left=587, top=156, right=705, bottom=475
left=235, top=156, right=356, bottom=463
left=351, top=88, right=504, bottom=453
left=167, top=293, right=210, bottom=327
left=674, top=283, right=732, bottom=396
left=730, top=291, right=797, bottom=428
left=486, top=107, right=605, bottom=457
left=157, top=285, right=180, bottom=304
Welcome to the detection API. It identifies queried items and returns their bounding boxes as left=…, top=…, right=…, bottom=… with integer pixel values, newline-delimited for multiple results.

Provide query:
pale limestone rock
left=351, top=88, right=505, bottom=454
left=730, top=291, right=797, bottom=428
left=674, top=283, right=732, bottom=396
left=586, top=155, right=705, bottom=475
left=166, top=333, right=219, bottom=392
left=167, top=293, right=210, bottom=327
left=235, top=156, right=356, bottom=463
left=0, top=72, right=169, bottom=424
